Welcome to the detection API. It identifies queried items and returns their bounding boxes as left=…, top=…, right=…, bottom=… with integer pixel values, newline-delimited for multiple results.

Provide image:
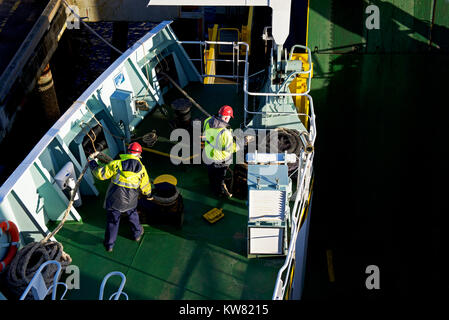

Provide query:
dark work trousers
left=104, top=208, right=142, bottom=249
left=207, top=163, right=229, bottom=196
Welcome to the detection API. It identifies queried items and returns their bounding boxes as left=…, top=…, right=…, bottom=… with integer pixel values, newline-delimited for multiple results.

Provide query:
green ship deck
left=50, top=83, right=285, bottom=300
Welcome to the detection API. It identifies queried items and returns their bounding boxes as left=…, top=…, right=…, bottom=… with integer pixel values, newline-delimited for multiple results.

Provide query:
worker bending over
left=89, top=142, right=151, bottom=252
left=203, top=105, right=237, bottom=198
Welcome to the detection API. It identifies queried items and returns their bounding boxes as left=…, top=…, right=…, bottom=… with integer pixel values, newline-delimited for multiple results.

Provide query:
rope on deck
left=262, top=127, right=304, bottom=176
left=5, top=241, right=71, bottom=300
left=4, top=152, right=112, bottom=299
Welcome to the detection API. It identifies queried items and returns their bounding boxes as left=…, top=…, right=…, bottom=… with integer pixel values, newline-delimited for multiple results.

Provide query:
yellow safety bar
left=288, top=53, right=313, bottom=129
left=204, top=24, right=218, bottom=84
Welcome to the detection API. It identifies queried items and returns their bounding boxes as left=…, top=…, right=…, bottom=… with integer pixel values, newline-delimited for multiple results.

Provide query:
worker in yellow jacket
left=203, top=105, right=237, bottom=197
left=89, top=142, right=151, bottom=252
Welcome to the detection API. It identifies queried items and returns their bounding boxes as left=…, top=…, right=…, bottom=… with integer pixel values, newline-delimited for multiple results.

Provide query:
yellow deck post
left=288, top=53, right=313, bottom=129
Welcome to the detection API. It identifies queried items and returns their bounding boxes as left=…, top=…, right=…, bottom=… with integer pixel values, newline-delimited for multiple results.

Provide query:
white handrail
left=272, top=152, right=314, bottom=300
left=179, top=38, right=317, bottom=300
left=99, top=271, right=128, bottom=300
left=244, top=44, right=312, bottom=98
left=178, top=40, right=249, bottom=84
left=20, top=260, right=68, bottom=300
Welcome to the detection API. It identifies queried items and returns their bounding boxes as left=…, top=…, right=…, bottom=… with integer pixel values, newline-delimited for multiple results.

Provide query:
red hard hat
left=218, top=105, right=234, bottom=118
left=128, top=142, right=142, bottom=154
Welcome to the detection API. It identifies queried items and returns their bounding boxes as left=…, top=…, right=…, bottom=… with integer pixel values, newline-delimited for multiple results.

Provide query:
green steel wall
left=304, top=0, right=448, bottom=298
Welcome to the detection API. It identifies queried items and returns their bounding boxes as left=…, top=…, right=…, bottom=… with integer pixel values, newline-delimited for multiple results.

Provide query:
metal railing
left=99, top=271, right=129, bottom=300
left=178, top=40, right=316, bottom=144
left=179, top=39, right=317, bottom=300
left=269, top=45, right=316, bottom=301
left=242, top=45, right=315, bottom=134
left=20, top=260, right=68, bottom=300
left=178, top=40, right=248, bottom=84
left=272, top=151, right=314, bottom=300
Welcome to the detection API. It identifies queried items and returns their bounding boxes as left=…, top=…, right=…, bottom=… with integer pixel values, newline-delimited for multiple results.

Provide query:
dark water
left=0, top=22, right=157, bottom=184
left=52, top=22, right=158, bottom=112
left=0, top=9, right=274, bottom=183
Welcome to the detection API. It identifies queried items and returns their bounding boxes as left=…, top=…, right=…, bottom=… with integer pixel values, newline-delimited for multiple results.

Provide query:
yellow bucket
left=153, top=174, right=177, bottom=186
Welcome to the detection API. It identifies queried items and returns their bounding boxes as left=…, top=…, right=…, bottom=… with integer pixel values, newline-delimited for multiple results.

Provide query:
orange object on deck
left=0, top=220, right=20, bottom=272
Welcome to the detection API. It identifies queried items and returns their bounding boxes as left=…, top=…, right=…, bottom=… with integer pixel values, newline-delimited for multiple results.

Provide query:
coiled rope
left=262, top=128, right=304, bottom=175
left=5, top=241, right=71, bottom=299
left=5, top=151, right=113, bottom=299
left=132, top=130, right=158, bottom=148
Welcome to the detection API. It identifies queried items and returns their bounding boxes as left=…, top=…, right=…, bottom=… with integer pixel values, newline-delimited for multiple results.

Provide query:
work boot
left=134, top=227, right=144, bottom=242
left=221, top=183, right=232, bottom=198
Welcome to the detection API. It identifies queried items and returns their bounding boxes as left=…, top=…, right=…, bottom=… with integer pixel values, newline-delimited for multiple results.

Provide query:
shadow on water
left=301, top=0, right=449, bottom=299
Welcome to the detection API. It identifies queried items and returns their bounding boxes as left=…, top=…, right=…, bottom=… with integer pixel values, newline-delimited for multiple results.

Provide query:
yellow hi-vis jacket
left=203, top=116, right=237, bottom=162
left=93, top=154, right=151, bottom=212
